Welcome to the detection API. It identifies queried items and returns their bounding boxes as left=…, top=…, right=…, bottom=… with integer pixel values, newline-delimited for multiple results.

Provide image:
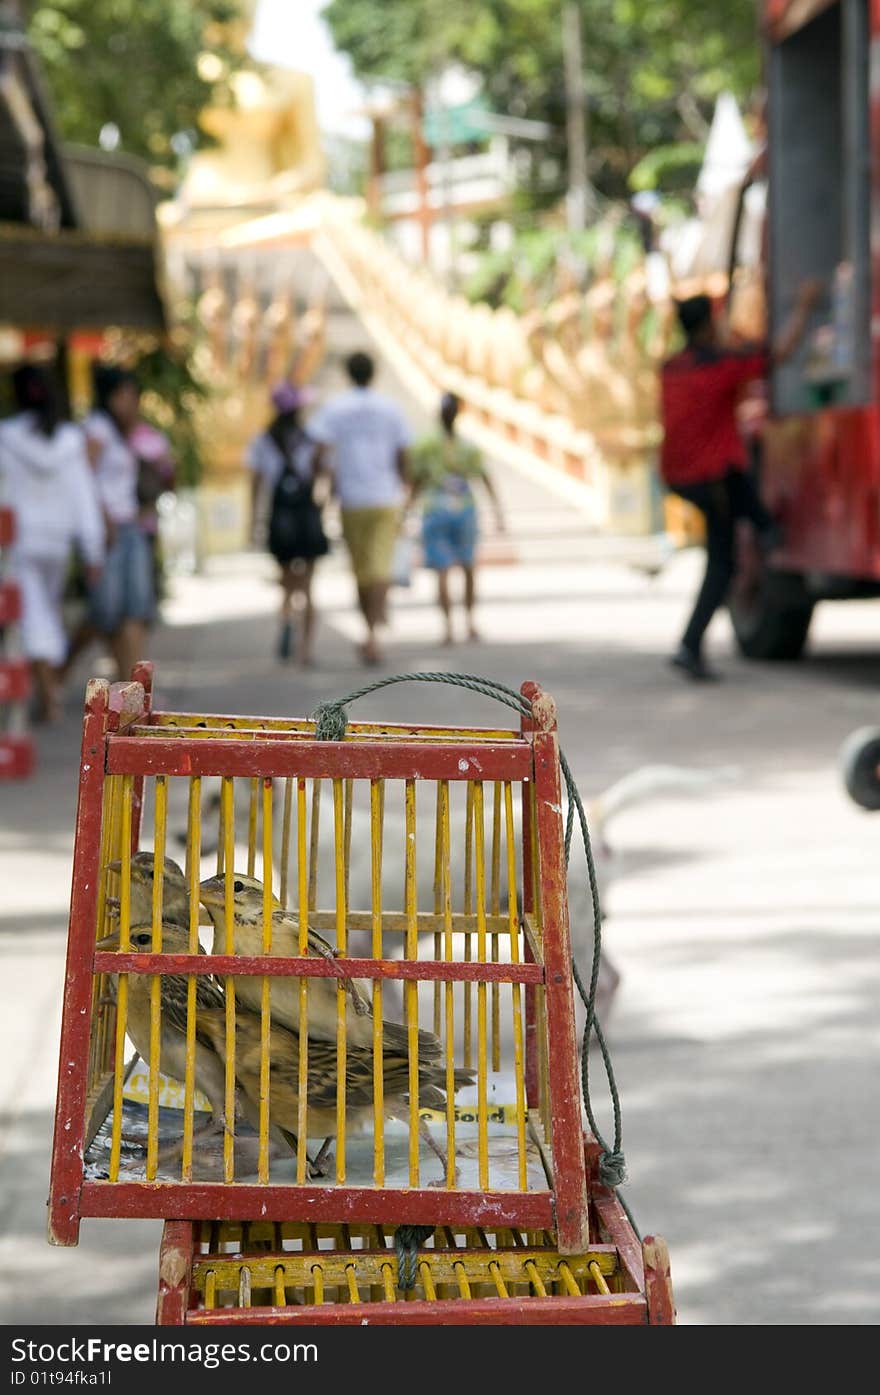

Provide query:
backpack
left=267, top=430, right=329, bottom=563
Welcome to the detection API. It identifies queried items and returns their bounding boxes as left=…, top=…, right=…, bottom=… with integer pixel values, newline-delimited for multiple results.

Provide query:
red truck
left=725, top=0, right=880, bottom=659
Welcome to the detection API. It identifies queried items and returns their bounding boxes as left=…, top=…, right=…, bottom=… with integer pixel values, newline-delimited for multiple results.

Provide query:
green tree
left=322, top=0, right=760, bottom=200
left=27, top=0, right=245, bottom=172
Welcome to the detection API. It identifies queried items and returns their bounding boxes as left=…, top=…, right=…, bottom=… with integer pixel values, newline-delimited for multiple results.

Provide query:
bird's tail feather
left=381, top=1019, right=443, bottom=1058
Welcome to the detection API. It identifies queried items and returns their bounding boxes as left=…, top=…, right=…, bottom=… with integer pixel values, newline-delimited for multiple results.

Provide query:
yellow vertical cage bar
left=273, top=1266, right=286, bottom=1307
left=311, top=1264, right=324, bottom=1305
left=108, top=774, right=133, bottom=1182
left=344, top=1264, right=360, bottom=1304
left=419, top=1261, right=438, bottom=1301
left=247, top=778, right=259, bottom=876
left=259, top=777, right=274, bottom=1182
left=381, top=1263, right=396, bottom=1302
left=463, top=782, right=474, bottom=1069
left=432, top=785, right=443, bottom=1036
left=91, top=778, right=115, bottom=1089
left=438, top=780, right=456, bottom=1189
left=296, top=779, right=309, bottom=1184
left=488, top=1260, right=509, bottom=1298
left=490, top=782, right=502, bottom=1072
left=504, top=781, right=528, bottom=1189
left=370, top=778, right=385, bottom=1186
left=588, top=1260, right=611, bottom=1296
left=333, top=778, right=348, bottom=1184
left=343, top=778, right=353, bottom=918
left=182, top=775, right=201, bottom=1180
left=453, top=1261, right=471, bottom=1299
left=216, top=778, right=226, bottom=876
left=221, top=777, right=236, bottom=1183
left=102, top=775, right=124, bottom=1085
left=146, top=774, right=168, bottom=1181
left=279, top=779, right=293, bottom=908
left=308, top=779, right=321, bottom=912
left=472, top=782, right=489, bottom=1191
left=524, top=1259, right=547, bottom=1297
left=557, top=1262, right=581, bottom=1297
left=405, top=779, right=419, bottom=1186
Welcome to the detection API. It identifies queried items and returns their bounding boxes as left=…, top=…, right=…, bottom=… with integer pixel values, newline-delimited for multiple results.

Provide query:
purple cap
left=271, top=381, right=316, bottom=413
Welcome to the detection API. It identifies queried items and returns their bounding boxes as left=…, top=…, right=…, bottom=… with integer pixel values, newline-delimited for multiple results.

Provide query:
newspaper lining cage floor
left=49, top=662, right=675, bottom=1324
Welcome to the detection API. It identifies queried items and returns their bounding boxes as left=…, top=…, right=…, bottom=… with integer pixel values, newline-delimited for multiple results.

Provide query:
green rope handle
left=312, top=671, right=635, bottom=1218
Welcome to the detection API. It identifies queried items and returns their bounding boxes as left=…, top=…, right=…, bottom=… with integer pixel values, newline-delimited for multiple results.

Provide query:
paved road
left=2, top=288, right=879, bottom=1326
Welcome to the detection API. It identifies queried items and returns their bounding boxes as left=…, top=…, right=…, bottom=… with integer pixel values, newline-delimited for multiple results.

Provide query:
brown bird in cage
left=95, top=921, right=230, bottom=1140
left=104, top=852, right=198, bottom=929
left=196, top=1001, right=474, bottom=1178
left=198, top=873, right=435, bottom=1055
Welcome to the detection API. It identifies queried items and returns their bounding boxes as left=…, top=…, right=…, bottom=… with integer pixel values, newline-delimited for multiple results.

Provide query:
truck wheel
left=839, top=726, right=880, bottom=811
left=729, top=568, right=814, bottom=660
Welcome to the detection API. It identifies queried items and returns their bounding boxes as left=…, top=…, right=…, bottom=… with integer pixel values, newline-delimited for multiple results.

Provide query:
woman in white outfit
left=0, top=365, right=104, bottom=722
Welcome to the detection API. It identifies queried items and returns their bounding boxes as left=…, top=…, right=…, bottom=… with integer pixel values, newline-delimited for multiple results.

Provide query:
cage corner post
left=156, top=1221, right=197, bottom=1325
left=529, top=685, right=590, bottom=1254
left=47, top=679, right=112, bottom=1246
left=643, top=1235, right=676, bottom=1325
left=130, top=659, right=155, bottom=717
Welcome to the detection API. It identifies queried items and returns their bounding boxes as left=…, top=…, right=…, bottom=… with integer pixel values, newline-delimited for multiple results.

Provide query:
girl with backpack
left=246, top=381, right=329, bottom=666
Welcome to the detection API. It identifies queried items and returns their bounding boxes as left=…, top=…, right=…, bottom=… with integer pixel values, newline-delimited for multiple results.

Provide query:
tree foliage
left=322, top=0, right=761, bottom=199
left=27, top=0, right=245, bottom=171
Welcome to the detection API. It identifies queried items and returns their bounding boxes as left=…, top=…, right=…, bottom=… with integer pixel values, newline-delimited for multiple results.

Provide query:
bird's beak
left=95, top=930, right=121, bottom=951
left=198, top=875, right=225, bottom=907
left=104, top=859, right=147, bottom=885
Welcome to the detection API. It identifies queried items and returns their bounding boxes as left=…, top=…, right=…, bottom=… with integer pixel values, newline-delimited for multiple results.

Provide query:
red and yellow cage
left=48, top=661, right=674, bottom=1323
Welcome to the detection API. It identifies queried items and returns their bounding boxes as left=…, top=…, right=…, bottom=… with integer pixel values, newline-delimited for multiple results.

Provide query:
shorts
left=340, top=507, right=400, bottom=587
left=89, top=522, right=155, bottom=634
left=422, top=503, right=478, bottom=570
left=13, top=554, right=69, bottom=665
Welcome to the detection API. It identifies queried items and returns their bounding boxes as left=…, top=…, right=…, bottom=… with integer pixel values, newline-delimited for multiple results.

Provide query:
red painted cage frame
left=49, top=663, right=588, bottom=1250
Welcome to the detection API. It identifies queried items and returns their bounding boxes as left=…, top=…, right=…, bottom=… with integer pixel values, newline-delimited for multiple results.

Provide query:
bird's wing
left=160, top=974, right=226, bottom=1042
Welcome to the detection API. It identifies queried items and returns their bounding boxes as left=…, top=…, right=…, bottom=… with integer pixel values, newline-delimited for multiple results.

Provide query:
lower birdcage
left=155, top=1142, right=674, bottom=1325
left=48, top=661, right=674, bottom=1323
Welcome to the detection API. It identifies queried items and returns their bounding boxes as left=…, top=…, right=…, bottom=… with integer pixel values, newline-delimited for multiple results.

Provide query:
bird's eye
left=233, top=879, right=244, bottom=893
left=134, top=932, right=151, bottom=946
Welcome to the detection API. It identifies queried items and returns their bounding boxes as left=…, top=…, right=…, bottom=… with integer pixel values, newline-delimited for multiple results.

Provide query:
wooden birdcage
left=48, top=661, right=674, bottom=1324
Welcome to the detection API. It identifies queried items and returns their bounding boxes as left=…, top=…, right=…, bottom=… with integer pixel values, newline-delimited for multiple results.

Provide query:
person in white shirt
left=0, top=364, right=104, bottom=722
left=309, top=351, right=412, bottom=665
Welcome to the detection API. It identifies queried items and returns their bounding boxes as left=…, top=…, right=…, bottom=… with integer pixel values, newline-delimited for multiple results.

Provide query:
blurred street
left=2, top=419, right=879, bottom=1321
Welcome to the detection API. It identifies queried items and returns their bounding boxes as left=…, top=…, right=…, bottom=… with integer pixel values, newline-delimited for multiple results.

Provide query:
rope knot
left=312, top=701, right=349, bottom=742
left=598, top=1151, right=627, bottom=1188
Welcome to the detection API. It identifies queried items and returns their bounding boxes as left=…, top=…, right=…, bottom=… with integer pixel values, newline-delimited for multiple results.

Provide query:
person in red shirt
left=661, top=283, right=819, bottom=680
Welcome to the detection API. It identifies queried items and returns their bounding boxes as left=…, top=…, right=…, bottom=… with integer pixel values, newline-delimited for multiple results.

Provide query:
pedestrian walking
left=246, top=381, right=329, bottom=666
left=410, top=392, right=505, bottom=645
left=310, top=352, right=412, bottom=666
left=64, top=364, right=156, bottom=684
left=130, top=417, right=176, bottom=609
left=660, top=281, right=820, bottom=681
left=0, top=364, right=104, bottom=723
